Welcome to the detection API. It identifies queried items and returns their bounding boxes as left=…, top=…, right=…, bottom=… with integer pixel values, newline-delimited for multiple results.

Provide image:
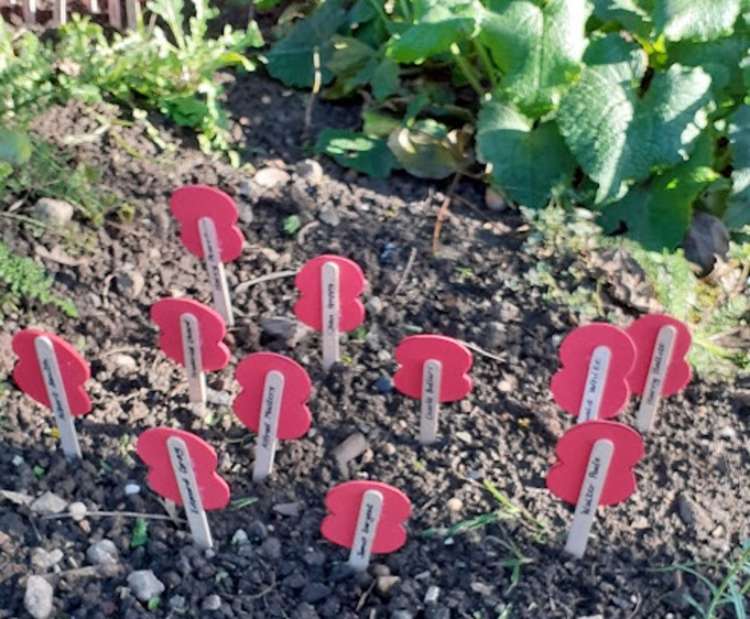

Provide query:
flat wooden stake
left=577, top=345, right=611, bottom=423
left=252, top=370, right=285, bottom=482
left=180, top=313, right=206, bottom=416
left=321, top=261, right=340, bottom=370
left=419, top=359, right=442, bottom=445
left=564, top=438, right=614, bottom=559
left=199, top=217, right=234, bottom=328
left=636, top=325, right=677, bottom=433
left=124, top=0, right=138, bottom=28
left=107, top=0, right=121, bottom=27
left=22, top=0, right=36, bottom=25
left=34, top=336, right=82, bottom=461
left=348, top=489, right=384, bottom=571
left=52, top=0, right=66, bottom=25
left=166, top=436, right=213, bottom=549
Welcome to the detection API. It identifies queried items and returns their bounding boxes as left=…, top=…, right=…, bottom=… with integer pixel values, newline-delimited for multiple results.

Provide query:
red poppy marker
left=233, top=352, right=312, bottom=481
left=550, top=323, right=636, bottom=423
left=151, top=298, right=230, bottom=415
left=547, top=420, right=644, bottom=558
left=170, top=185, right=245, bottom=327
left=393, top=335, right=473, bottom=444
left=12, top=329, right=91, bottom=460
left=137, top=427, right=230, bottom=549
left=321, top=480, right=411, bottom=571
left=294, top=254, right=366, bottom=370
left=626, top=314, right=692, bottom=433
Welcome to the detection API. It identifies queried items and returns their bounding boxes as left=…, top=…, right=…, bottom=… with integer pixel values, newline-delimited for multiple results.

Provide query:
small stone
left=382, top=443, right=397, bottom=456
left=114, top=271, right=145, bottom=299
left=111, top=354, right=137, bottom=374
left=366, top=297, right=384, bottom=315
left=470, top=581, right=494, bottom=596
left=12, top=455, right=24, bottom=466
left=231, top=529, right=249, bottom=545
left=498, top=374, right=518, bottom=393
left=295, top=159, right=324, bottom=185
left=31, top=492, right=68, bottom=515
left=455, top=431, right=472, bottom=444
left=302, top=582, right=331, bottom=603
left=124, top=483, right=141, bottom=496
left=485, top=187, right=508, bottom=212
left=25, top=575, right=54, bottom=619
left=332, top=433, right=368, bottom=471
left=202, top=594, right=222, bottom=611
left=248, top=521, right=268, bottom=540
left=376, top=575, right=400, bottom=595
left=371, top=563, right=390, bottom=577
left=206, top=388, right=232, bottom=407
left=374, top=376, right=393, bottom=394
left=391, top=611, right=414, bottom=619
left=169, top=595, right=187, bottom=611
left=260, top=537, right=282, bottom=560
left=273, top=502, right=302, bottom=517
left=87, top=540, right=119, bottom=566
left=31, top=548, right=64, bottom=571
left=318, top=206, right=341, bottom=227
left=68, top=502, right=87, bottom=521
left=254, top=167, right=290, bottom=189
left=261, top=316, right=308, bottom=346
left=718, top=426, right=737, bottom=440
left=424, top=585, right=440, bottom=605
left=577, top=615, right=604, bottom=619
left=498, top=301, right=520, bottom=322
left=481, top=321, right=505, bottom=349
left=127, top=570, right=165, bottom=601
left=447, top=497, right=463, bottom=513
left=677, top=494, right=714, bottom=533
left=33, top=198, right=74, bottom=226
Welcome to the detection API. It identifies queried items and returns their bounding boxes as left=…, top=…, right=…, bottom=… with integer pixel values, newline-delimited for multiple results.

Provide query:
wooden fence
left=0, top=0, right=140, bottom=29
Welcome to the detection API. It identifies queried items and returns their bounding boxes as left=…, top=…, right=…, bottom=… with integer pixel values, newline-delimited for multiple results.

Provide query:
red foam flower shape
left=547, top=420, right=644, bottom=506
left=12, top=329, right=91, bottom=416
left=170, top=185, right=244, bottom=262
left=233, top=352, right=312, bottom=439
left=293, top=255, right=366, bottom=332
left=136, top=427, right=230, bottom=510
left=550, top=323, right=636, bottom=419
left=626, top=314, right=692, bottom=397
left=393, top=334, right=473, bottom=401
left=150, top=298, right=230, bottom=372
left=321, top=481, right=411, bottom=554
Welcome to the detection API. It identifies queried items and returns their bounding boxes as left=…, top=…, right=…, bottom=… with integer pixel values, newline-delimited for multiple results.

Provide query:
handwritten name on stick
left=321, top=481, right=411, bottom=570
left=547, top=421, right=644, bottom=558
left=13, top=330, right=91, bottom=460
left=170, top=185, right=245, bottom=326
left=294, top=255, right=366, bottom=370
left=136, top=428, right=230, bottom=548
left=393, top=335, right=473, bottom=444
left=233, top=353, right=312, bottom=481
left=550, top=323, right=636, bottom=421
left=626, top=315, right=692, bottom=433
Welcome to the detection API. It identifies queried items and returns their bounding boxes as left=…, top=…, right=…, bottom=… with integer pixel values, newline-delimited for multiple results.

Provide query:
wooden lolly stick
left=577, top=345, right=611, bottom=423
left=180, top=313, right=206, bottom=416
left=166, top=436, right=213, bottom=549
left=348, top=489, right=384, bottom=571
left=564, top=438, right=614, bottom=559
left=199, top=217, right=234, bottom=328
left=321, top=261, right=340, bottom=370
left=89, top=0, right=99, bottom=13
left=52, top=0, right=66, bottom=25
left=419, top=359, right=442, bottom=445
left=636, top=325, right=677, bottom=433
left=252, top=370, right=285, bottom=482
left=22, top=0, right=36, bottom=25
left=107, top=0, right=121, bottom=27
left=34, top=336, right=82, bottom=460
left=125, top=0, right=138, bottom=28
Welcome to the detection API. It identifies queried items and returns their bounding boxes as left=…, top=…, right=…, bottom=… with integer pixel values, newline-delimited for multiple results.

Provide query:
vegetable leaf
left=315, top=129, right=398, bottom=178
left=653, top=0, right=741, bottom=42
left=387, top=119, right=467, bottom=179
left=477, top=101, right=575, bottom=209
left=725, top=105, right=750, bottom=228
left=559, top=36, right=712, bottom=204
left=480, top=0, right=591, bottom=118
left=266, top=0, right=348, bottom=88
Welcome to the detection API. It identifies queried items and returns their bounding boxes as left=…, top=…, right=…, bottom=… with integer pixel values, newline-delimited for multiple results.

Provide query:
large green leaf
left=653, top=0, right=741, bottom=42
left=315, top=129, right=398, bottom=178
left=266, top=0, right=348, bottom=88
left=600, top=130, right=719, bottom=249
left=725, top=105, right=750, bottom=228
left=476, top=101, right=574, bottom=209
left=0, top=128, right=32, bottom=166
left=479, top=0, right=591, bottom=118
left=591, top=0, right=651, bottom=37
left=667, top=34, right=749, bottom=96
left=558, top=36, right=713, bottom=204
left=386, top=0, right=479, bottom=63
left=387, top=119, right=467, bottom=179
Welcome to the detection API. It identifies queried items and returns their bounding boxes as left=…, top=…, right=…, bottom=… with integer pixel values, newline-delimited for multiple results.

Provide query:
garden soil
left=0, top=72, right=749, bottom=619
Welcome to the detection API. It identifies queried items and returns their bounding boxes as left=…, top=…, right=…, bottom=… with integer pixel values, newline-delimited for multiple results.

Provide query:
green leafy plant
left=0, top=241, right=77, bottom=318
left=130, top=518, right=149, bottom=548
left=268, top=0, right=750, bottom=250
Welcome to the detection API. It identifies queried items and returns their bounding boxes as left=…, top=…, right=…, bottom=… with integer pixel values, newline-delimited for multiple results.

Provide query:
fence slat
left=22, top=0, right=36, bottom=25
left=53, top=0, right=67, bottom=25
left=107, top=0, right=121, bottom=27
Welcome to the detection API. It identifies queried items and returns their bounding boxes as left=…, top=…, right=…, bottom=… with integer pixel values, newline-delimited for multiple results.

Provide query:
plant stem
left=450, top=43, right=484, bottom=97
left=705, top=545, right=750, bottom=618
left=474, top=40, right=497, bottom=89
left=398, top=0, right=411, bottom=22
left=365, top=0, right=390, bottom=27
